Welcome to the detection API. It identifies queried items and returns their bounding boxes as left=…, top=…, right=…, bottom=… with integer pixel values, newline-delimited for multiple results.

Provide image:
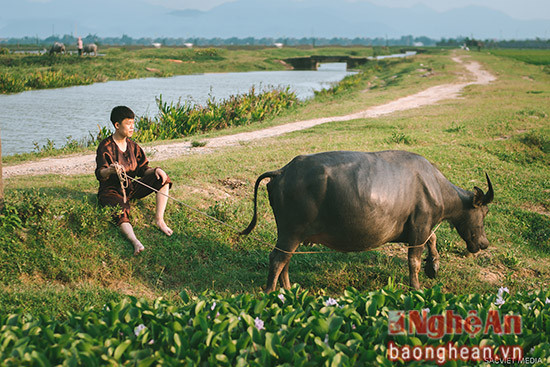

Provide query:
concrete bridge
left=283, top=55, right=370, bottom=70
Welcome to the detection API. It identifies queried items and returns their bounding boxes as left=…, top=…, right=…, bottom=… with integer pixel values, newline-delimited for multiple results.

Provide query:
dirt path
left=3, top=56, right=495, bottom=178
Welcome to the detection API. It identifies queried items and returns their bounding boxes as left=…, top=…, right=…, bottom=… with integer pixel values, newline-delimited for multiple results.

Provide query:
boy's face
left=115, top=118, right=135, bottom=138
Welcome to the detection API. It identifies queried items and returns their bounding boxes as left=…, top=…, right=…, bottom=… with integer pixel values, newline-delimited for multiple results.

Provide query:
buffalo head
left=454, top=174, right=494, bottom=253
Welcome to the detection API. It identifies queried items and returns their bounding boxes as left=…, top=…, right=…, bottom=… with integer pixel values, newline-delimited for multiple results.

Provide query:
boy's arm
left=95, top=140, right=116, bottom=181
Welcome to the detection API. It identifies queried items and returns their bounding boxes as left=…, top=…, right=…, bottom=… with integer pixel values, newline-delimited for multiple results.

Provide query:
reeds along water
left=0, top=70, right=93, bottom=93
left=131, top=86, right=298, bottom=143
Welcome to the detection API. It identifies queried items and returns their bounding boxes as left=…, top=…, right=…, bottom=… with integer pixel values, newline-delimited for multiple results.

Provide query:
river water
left=0, top=63, right=352, bottom=156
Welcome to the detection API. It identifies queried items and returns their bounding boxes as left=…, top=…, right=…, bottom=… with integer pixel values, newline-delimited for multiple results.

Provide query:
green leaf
left=137, top=356, right=158, bottom=367
left=328, top=316, right=344, bottom=334
left=265, top=332, right=280, bottom=358
left=367, top=300, right=378, bottom=316
left=216, top=354, right=229, bottom=364
left=114, top=340, right=131, bottom=360
left=174, top=333, right=182, bottom=348
left=311, top=316, right=330, bottom=336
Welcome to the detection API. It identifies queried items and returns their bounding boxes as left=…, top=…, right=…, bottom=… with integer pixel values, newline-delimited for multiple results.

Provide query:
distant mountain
left=1, top=0, right=548, bottom=39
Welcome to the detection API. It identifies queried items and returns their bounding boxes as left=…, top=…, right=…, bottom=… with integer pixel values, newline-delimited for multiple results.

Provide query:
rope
left=113, top=166, right=442, bottom=255
left=113, top=162, right=128, bottom=203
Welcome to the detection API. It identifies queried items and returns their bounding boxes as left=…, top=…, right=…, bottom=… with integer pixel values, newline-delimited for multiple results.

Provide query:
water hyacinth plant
left=1, top=285, right=549, bottom=366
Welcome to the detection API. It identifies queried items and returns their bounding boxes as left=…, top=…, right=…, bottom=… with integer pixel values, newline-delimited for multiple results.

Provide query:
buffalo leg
left=266, top=237, right=298, bottom=293
left=424, top=233, right=440, bottom=279
left=408, top=245, right=424, bottom=290
left=279, top=262, right=291, bottom=289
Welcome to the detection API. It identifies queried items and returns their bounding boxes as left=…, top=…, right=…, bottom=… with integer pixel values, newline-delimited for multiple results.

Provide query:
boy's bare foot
left=156, top=219, right=173, bottom=236
left=134, top=242, right=145, bottom=255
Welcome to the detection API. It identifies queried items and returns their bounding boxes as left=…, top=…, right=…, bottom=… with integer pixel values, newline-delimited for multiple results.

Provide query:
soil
left=2, top=55, right=495, bottom=179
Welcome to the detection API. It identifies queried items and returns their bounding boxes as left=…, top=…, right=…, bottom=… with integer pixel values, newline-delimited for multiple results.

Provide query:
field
left=489, top=48, right=550, bottom=65
left=1, top=48, right=549, bottom=365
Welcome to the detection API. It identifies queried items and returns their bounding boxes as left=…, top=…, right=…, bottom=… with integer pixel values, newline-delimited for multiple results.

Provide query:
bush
left=0, top=285, right=548, bottom=366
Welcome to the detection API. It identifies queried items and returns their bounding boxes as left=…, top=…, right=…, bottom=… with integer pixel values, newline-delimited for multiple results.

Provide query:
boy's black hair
left=110, top=106, right=135, bottom=126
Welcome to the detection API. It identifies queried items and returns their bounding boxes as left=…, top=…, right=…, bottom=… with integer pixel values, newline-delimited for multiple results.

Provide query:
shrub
left=0, top=285, right=548, bottom=366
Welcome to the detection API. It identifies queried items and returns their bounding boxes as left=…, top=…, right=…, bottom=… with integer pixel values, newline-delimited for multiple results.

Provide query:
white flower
left=545, top=298, right=550, bottom=304
left=211, top=302, right=217, bottom=310
left=254, top=317, right=265, bottom=330
left=278, top=294, right=285, bottom=302
left=324, top=334, right=329, bottom=346
left=148, top=339, right=155, bottom=345
left=134, top=324, right=146, bottom=336
left=495, top=296, right=505, bottom=307
left=325, top=297, right=338, bottom=307
left=497, top=287, right=509, bottom=297
left=422, top=308, right=430, bottom=314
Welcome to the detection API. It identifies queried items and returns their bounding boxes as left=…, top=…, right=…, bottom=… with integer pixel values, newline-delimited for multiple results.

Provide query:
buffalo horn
left=484, top=173, right=494, bottom=204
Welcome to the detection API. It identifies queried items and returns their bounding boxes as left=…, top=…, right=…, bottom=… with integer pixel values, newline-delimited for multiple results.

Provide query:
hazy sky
left=147, top=0, right=550, bottom=20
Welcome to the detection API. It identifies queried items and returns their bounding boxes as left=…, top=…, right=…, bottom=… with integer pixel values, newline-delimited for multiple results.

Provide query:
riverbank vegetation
left=132, top=87, right=298, bottom=143
left=1, top=50, right=549, bottom=365
left=0, top=45, right=392, bottom=94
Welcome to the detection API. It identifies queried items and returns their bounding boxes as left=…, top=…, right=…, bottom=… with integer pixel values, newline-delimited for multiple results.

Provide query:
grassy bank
left=0, top=45, right=400, bottom=94
left=1, top=49, right=549, bottom=323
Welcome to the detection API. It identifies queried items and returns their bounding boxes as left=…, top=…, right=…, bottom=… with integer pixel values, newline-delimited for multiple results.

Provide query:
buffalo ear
left=472, top=187, right=485, bottom=208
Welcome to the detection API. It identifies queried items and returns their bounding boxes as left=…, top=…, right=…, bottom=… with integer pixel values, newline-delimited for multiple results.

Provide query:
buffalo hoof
left=424, top=256, right=439, bottom=279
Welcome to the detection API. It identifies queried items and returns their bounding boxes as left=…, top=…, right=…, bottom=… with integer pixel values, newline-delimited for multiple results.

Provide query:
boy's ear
left=114, top=122, right=120, bottom=129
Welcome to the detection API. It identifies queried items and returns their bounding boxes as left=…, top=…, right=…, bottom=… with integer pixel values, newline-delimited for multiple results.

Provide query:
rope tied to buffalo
left=113, top=166, right=442, bottom=255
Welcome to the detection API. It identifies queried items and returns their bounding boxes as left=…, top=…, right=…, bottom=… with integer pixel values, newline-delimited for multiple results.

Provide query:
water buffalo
left=49, top=42, right=65, bottom=55
left=241, top=150, right=494, bottom=292
left=83, top=43, right=97, bottom=56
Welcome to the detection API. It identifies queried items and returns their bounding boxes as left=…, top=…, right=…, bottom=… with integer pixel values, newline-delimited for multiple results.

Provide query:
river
left=0, top=63, right=352, bottom=156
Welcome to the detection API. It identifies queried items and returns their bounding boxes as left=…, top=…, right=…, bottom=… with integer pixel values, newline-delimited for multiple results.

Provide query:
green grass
left=1, top=50, right=549, bottom=324
left=488, top=48, right=550, bottom=66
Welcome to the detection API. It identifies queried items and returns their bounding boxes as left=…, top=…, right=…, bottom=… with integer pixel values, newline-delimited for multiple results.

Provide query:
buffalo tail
left=239, top=170, right=280, bottom=235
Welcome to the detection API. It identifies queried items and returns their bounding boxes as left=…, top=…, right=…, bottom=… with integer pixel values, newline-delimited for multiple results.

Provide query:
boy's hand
left=100, top=164, right=119, bottom=180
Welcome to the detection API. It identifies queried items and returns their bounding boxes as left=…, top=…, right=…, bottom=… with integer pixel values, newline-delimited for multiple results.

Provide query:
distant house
left=274, top=43, right=283, bottom=48
left=184, top=43, right=193, bottom=48
left=152, top=42, right=162, bottom=48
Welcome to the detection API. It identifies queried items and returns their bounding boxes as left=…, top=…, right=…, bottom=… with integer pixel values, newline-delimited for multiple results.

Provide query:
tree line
left=1, top=34, right=549, bottom=49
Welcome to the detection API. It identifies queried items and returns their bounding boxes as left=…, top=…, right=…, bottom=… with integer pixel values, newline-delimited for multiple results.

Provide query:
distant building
left=184, top=43, right=193, bottom=48
left=274, top=43, right=283, bottom=48
left=152, top=42, right=162, bottom=48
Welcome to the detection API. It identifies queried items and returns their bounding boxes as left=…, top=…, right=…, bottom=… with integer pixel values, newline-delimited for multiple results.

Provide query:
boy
left=95, top=106, right=172, bottom=255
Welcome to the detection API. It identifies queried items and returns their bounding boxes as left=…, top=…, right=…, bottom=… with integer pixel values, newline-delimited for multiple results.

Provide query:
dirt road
left=3, top=56, right=495, bottom=178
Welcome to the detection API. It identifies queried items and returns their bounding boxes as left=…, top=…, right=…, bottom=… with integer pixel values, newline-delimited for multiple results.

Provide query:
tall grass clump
left=0, top=70, right=94, bottom=93
left=133, top=86, right=298, bottom=143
